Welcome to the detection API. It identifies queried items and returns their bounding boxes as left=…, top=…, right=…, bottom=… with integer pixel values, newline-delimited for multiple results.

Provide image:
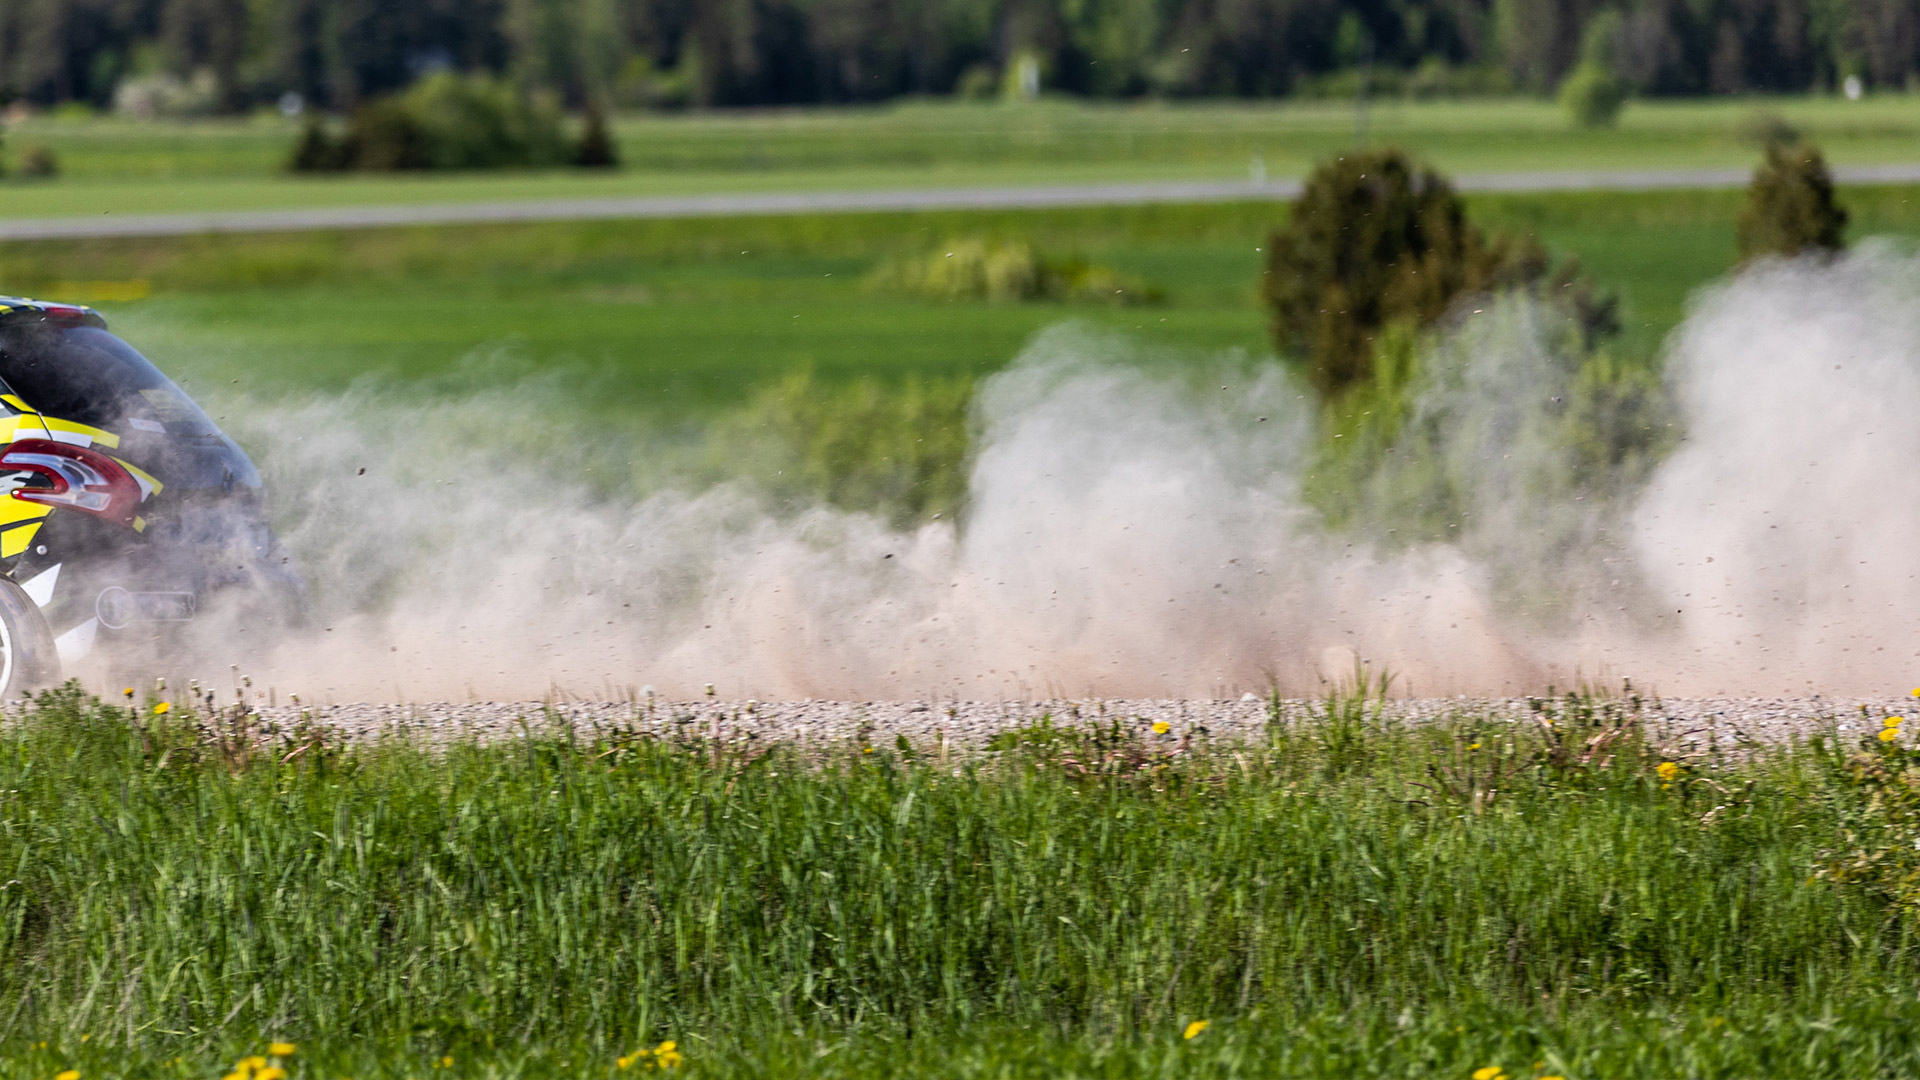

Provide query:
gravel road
left=215, top=695, right=1907, bottom=751
left=10, top=163, right=1920, bottom=241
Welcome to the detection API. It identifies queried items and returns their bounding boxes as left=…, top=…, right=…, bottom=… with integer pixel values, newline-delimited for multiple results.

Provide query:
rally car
left=0, top=297, right=292, bottom=694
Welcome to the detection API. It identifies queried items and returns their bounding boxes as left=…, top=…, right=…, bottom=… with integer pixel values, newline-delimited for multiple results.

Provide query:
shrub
left=17, top=144, right=58, bottom=179
left=1262, top=149, right=1611, bottom=399
left=575, top=100, right=619, bottom=168
left=870, top=237, right=1163, bottom=305
left=955, top=64, right=999, bottom=100
left=710, top=370, right=974, bottom=525
left=112, top=71, right=217, bottom=118
left=288, top=73, right=572, bottom=173
left=1736, top=140, right=1848, bottom=263
left=286, top=116, right=350, bottom=172
left=1306, top=299, right=1670, bottom=615
left=402, top=72, right=570, bottom=170
left=1558, top=10, right=1627, bottom=129
left=343, top=97, right=429, bottom=170
left=1558, top=61, right=1627, bottom=129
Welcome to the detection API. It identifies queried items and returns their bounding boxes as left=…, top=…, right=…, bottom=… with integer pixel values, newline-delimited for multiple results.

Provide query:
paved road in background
left=6, top=162, right=1920, bottom=241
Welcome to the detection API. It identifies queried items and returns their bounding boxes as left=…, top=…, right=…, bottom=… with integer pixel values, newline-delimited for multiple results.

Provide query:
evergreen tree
left=1263, top=150, right=1489, bottom=398
left=1736, top=140, right=1848, bottom=263
left=1264, top=148, right=1616, bottom=400
left=575, top=98, right=619, bottom=167
left=1559, top=9, right=1627, bottom=128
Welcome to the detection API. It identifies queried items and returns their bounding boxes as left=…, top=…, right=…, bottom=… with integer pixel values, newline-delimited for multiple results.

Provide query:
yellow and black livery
left=0, top=297, right=290, bottom=692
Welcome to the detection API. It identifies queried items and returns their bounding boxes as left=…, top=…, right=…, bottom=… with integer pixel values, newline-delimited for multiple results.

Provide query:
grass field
left=3, top=687, right=1919, bottom=1078
left=7, top=182, right=1910, bottom=405
left=0, top=95, right=1917, bottom=218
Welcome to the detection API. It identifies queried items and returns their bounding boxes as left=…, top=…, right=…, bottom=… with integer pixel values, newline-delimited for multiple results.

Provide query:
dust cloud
left=168, top=247, right=1920, bottom=701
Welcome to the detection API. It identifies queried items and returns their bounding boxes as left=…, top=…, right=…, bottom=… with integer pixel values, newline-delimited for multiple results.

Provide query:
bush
left=1559, top=61, right=1627, bottom=129
left=955, top=64, right=999, bottom=100
left=1558, top=10, right=1627, bottom=129
left=709, top=370, right=974, bottom=525
left=1306, top=299, right=1671, bottom=615
left=288, top=73, right=573, bottom=173
left=574, top=100, right=619, bottom=168
left=287, top=116, right=350, bottom=172
left=870, top=237, right=1163, bottom=305
left=1737, top=140, right=1848, bottom=263
left=403, top=72, right=570, bottom=169
left=343, top=97, right=429, bottom=170
left=111, top=71, right=217, bottom=118
left=1262, top=149, right=1612, bottom=399
left=17, top=144, right=57, bottom=179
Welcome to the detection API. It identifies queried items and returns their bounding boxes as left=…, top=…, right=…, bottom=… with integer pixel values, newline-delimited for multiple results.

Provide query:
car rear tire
left=0, top=579, right=58, bottom=698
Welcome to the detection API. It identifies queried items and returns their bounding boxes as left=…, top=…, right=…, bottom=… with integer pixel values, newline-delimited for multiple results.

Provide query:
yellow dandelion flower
left=654, top=1041, right=682, bottom=1069
left=1881, top=728, right=1900, bottom=743
left=268, top=1042, right=296, bottom=1057
left=1471, top=1068, right=1506, bottom=1080
left=861, top=746, right=874, bottom=754
left=1542, top=1076, right=1567, bottom=1080
left=617, top=1053, right=637, bottom=1069
left=1887, top=716, right=1905, bottom=728
left=153, top=701, right=170, bottom=715
left=255, top=1068, right=287, bottom=1080
left=1910, top=687, right=1919, bottom=698
left=1183, top=1019, right=1209, bottom=1039
left=122, top=688, right=133, bottom=699
left=440, top=1056, right=454, bottom=1068
left=55, top=1071, right=79, bottom=1080
left=1656, top=761, right=1680, bottom=781
left=239, top=1057, right=267, bottom=1072
left=1153, top=721, right=1171, bottom=735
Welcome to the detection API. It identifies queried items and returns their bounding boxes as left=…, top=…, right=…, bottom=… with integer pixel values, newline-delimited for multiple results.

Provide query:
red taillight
left=0, top=438, right=142, bottom=526
left=39, top=305, right=87, bottom=322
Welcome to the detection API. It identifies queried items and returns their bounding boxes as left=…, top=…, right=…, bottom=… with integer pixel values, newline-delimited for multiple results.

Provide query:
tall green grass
left=1, top=687, right=1916, bottom=1077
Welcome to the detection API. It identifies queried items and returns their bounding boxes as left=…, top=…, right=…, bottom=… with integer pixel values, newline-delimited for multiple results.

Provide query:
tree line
left=0, top=0, right=1911, bottom=113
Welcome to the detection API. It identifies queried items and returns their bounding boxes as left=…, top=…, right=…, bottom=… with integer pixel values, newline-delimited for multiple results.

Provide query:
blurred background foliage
left=0, top=0, right=1908, bottom=116
left=868, top=236, right=1163, bottom=305
left=288, top=71, right=579, bottom=170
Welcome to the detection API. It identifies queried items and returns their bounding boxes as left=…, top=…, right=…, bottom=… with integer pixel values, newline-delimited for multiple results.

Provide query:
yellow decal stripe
left=39, top=418, right=117, bottom=449
left=1, top=521, right=42, bottom=558
left=0, top=498, right=49, bottom=527
left=115, top=458, right=162, bottom=498
left=7, top=414, right=48, bottom=440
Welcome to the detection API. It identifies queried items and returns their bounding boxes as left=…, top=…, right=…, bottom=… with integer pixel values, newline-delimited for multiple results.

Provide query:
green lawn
left=20, top=182, right=1904, bottom=409
left=10, top=202, right=1288, bottom=415
left=1, top=95, right=1919, bottom=218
